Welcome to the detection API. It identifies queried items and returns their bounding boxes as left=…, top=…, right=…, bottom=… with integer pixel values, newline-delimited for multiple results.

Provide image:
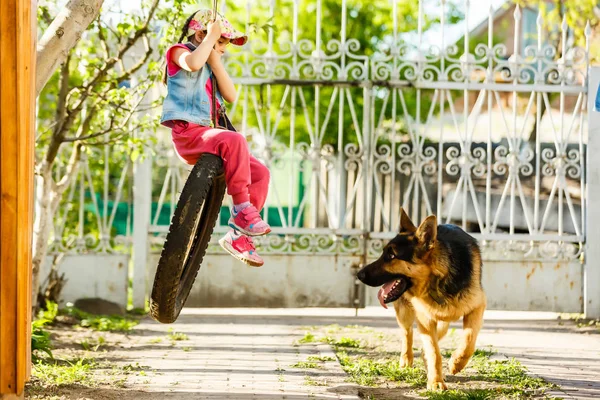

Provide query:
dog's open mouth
left=377, top=277, right=410, bottom=309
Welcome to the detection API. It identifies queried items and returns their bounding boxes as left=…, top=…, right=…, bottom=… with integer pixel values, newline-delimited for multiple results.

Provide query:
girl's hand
left=207, top=20, right=222, bottom=41
left=207, top=49, right=222, bottom=67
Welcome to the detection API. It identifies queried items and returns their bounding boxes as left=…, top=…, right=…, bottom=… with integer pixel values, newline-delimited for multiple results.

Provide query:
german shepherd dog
left=357, top=209, right=486, bottom=390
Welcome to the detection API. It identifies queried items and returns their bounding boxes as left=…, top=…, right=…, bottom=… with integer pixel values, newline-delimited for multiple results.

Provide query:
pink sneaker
left=228, top=205, right=271, bottom=236
left=218, top=230, right=264, bottom=267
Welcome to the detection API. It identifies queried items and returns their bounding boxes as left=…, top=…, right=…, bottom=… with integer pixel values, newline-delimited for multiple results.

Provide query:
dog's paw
left=449, top=354, right=469, bottom=374
left=400, top=353, right=413, bottom=368
left=427, top=380, right=448, bottom=391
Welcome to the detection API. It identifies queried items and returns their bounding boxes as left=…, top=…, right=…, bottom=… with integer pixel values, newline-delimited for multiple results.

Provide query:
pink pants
left=171, top=121, right=270, bottom=210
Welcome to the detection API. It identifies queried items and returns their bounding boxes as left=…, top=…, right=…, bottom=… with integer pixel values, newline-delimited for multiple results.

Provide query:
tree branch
left=37, top=0, right=104, bottom=96
left=55, top=144, right=83, bottom=194
left=56, top=0, right=160, bottom=137
left=44, top=56, right=75, bottom=165
left=97, top=17, right=110, bottom=60
left=39, top=7, right=54, bottom=27
left=53, top=53, right=72, bottom=136
left=116, top=0, right=160, bottom=61
left=84, top=124, right=150, bottom=146
left=62, top=84, right=152, bottom=143
left=117, top=36, right=154, bottom=82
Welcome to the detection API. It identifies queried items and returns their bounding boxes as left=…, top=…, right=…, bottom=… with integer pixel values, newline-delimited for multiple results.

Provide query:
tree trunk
left=31, top=166, right=55, bottom=309
left=527, top=0, right=563, bottom=144
left=31, top=146, right=81, bottom=310
left=36, top=0, right=104, bottom=96
left=528, top=95, right=547, bottom=144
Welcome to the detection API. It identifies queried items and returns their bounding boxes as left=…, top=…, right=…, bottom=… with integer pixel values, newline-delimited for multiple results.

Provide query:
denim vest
left=161, top=43, right=224, bottom=127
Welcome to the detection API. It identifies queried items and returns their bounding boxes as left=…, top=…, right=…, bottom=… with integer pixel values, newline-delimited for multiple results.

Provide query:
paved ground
left=118, top=309, right=360, bottom=399
left=471, top=311, right=600, bottom=399
left=92, top=308, right=599, bottom=399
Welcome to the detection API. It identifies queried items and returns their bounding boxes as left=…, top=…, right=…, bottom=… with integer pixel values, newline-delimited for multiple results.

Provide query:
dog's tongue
left=377, top=281, right=398, bottom=309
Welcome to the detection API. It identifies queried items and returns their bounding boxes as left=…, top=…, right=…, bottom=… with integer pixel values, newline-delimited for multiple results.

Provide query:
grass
left=80, top=336, right=106, bottom=352
left=120, top=363, right=147, bottom=373
left=32, top=319, right=54, bottom=362
left=307, top=355, right=336, bottom=362
left=472, top=348, right=496, bottom=358
left=304, top=376, right=328, bottom=386
left=31, top=301, right=63, bottom=362
left=336, top=348, right=554, bottom=398
left=471, top=357, right=550, bottom=391
left=336, top=345, right=554, bottom=397
left=32, top=300, right=140, bottom=365
left=330, top=336, right=361, bottom=348
left=420, top=354, right=555, bottom=399
left=578, top=320, right=600, bottom=329
left=291, top=361, right=321, bottom=369
left=32, top=358, right=97, bottom=388
left=33, top=301, right=140, bottom=335
left=442, top=348, right=495, bottom=360
left=298, top=324, right=556, bottom=399
left=299, top=332, right=317, bottom=344
left=113, top=377, right=128, bottom=388
left=28, top=301, right=145, bottom=396
left=64, top=306, right=139, bottom=332
left=336, top=350, right=427, bottom=387
left=79, top=315, right=138, bottom=332
left=297, top=332, right=361, bottom=348
left=167, top=328, right=189, bottom=341
left=39, top=301, right=59, bottom=324
left=425, top=389, right=506, bottom=399
left=558, top=313, right=600, bottom=330
left=276, top=366, right=286, bottom=382
left=127, top=307, right=148, bottom=316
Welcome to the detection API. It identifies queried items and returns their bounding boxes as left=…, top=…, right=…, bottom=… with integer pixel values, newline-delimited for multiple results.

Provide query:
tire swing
left=150, top=1, right=233, bottom=324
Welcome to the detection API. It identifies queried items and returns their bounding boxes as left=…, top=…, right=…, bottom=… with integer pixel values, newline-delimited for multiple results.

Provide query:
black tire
left=150, top=154, right=226, bottom=323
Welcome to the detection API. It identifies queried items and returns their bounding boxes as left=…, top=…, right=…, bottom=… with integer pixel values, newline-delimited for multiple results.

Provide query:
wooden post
left=0, top=0, right=36, bottom=398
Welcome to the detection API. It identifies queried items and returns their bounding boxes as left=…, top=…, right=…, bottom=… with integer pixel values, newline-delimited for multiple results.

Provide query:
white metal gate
left=104, top=1, right=597, bottom=313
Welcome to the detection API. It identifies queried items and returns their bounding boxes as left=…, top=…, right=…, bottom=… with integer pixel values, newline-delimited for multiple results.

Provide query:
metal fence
left=47, top=0, right=597, bottom=312
left=146, top=0, right=591, bottom=262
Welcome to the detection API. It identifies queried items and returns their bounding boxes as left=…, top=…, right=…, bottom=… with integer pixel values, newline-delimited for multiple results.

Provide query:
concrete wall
left=148, top=253, right=360, bottom=308
left=47, top=251, right=582, bottom=313
left=41, top=254, right=130, bottom=308
left=363, top=258, right=583, bottom=312
left=146, top=251, right=583, bottom=312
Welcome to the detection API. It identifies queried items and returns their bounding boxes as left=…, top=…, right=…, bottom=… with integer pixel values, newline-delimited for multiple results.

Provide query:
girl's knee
left=255, top=163, right=270, bottom=184
left=226, top=131, right=247, bottom=148
left=217, top=131, right=249, bottom=157
left=260, top=163, right=270, bottom=180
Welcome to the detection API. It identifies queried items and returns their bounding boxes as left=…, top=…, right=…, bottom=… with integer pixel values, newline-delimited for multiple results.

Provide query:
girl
left=161, top=9, right=270, bottom=267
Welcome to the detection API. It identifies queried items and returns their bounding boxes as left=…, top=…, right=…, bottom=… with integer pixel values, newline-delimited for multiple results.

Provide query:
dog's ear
left=399, top=208, right=417, bottom=233
left=416, top=215, right=437, bottom=250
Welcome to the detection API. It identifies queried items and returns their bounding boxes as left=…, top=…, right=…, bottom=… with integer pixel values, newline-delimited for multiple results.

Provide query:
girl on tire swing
left=161, top=9, right=270, bottom=267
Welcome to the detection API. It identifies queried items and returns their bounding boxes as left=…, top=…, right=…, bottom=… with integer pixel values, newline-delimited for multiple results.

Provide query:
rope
left=212, top=0, right=218, bottom=21
left=211, top=0, right=219, bottom=128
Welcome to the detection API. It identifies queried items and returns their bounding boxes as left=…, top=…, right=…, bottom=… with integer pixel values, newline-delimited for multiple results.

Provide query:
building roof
left=469, top=1, right=513, bottom=39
